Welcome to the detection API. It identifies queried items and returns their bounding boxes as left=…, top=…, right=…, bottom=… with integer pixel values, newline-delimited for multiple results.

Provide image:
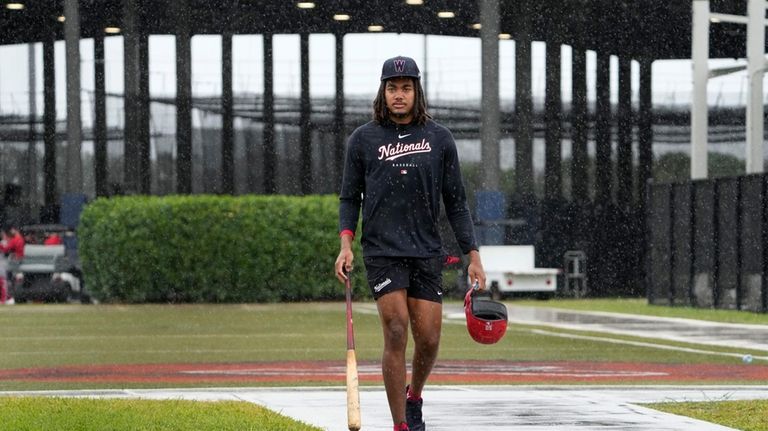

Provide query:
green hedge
left=78, top=195, right=365, bottom=303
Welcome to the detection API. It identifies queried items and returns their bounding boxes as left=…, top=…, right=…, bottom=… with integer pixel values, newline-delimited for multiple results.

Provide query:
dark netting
left=716, top=178, right=739, bottom=310
left=739, top=175, right=764, bottom=312
left=646, top=174, right=768, bottom=313
left=671, top=183, right=692, bottom=306
left=583, top=203, right=642, bottom=297
left=692, top=182, right=715, bottom=308
left=647, top=183, right=672, bottom=305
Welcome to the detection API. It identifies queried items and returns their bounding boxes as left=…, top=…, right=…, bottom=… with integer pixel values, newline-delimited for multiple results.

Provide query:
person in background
left=44, top=232, right=63, bottom=246
left=0, top=234, right=6, bottom=304
left=1, top=226, right=24, bottom=305
left=1, top=226, right=25, bottom=261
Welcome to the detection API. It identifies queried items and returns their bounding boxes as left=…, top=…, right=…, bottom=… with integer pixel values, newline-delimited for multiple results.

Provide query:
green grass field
left=0, top=397, right=321, bottom=431
left=1, top=298, right=766, bottom=429
left=1, top=300, right=761, bottom=378
left=647, top=400, right=768, bottom=431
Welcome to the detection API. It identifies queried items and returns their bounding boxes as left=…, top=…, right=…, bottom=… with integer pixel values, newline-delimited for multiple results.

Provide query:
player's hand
left=467, top=250, right=486, bottom=291
left=335, top=248, right=354, bottom=283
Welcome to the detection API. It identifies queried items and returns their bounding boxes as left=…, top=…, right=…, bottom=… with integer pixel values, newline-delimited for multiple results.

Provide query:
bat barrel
left=345, top=276, right=361, bottom=430
left=346, top=349, right=361, bottom=430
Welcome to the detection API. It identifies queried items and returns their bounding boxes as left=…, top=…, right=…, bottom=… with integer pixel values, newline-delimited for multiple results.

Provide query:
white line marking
left=529, top=329, right=768, bottom=362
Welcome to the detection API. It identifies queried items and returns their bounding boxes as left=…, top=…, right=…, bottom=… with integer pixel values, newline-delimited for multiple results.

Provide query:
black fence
left=647, top=173, right=768, bottom=312
left=441, top=198, right=646, bottom=298
left=532, top=200, right=644, bottom=297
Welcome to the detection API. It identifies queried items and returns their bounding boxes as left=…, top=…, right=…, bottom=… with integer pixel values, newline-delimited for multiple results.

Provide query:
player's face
left=385, top=77, right=415, bottom=124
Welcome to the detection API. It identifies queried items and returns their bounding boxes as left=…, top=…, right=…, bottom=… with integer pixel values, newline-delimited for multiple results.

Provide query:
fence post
left=688, top=181, right=697, bottom=306
left=736, top=176, right=744, bottom=310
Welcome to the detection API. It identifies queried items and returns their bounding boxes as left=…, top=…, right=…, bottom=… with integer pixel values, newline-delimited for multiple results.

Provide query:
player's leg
left=407, top=256, right=444, bottom=395
left=365, top=256, right=422, bottom=428
left=407, top=296, right=442, bottom=397
left=376, top=289, right=410, bottom=426
left=404, top=256, right=444, bottom=431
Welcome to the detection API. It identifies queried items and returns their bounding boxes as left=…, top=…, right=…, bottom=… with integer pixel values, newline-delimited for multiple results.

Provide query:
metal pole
left=221, top=33, right=234, bottom=194
left=94, top=34, right=108, bottom=197
left=27, top=43, right=38, bottom=214
left=746, top=0, right=765, bottom=173
left=43, top=36, right=57, bottom=208
left=638, top=57, right=654, bottom=208
left=334, top=32, right=345, bottom=190
left=64, top=0, right=82, bottom=193
left=480, top=0, right=500, bottom=190
left=515, top=37, right=534, bottom=202
left=571, top=46, right=588, bottom=203
left=617, top=57, right=633, bottom=207
left=299, top=33, right=312, bottom=195
left=544, top=40, right=562, bottom=201
left=262, top=34, right=276, bottom=194
left=174, top=0, right=192, bottom=194
left=123, top=0, right=141, bottom=193
left=139, top=32, right=150, bottom=194
left=595, top=53, right=612, bottom=203
left=691, top=0, right=709, bottom=179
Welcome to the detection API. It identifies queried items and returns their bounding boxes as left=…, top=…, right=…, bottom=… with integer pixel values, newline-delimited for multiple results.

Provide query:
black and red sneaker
left=394, top=422, right=410, bottom=431
left=405, top=386, right=425, bottom=431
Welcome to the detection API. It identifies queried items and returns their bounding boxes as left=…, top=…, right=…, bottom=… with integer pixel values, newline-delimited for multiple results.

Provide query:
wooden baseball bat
left=345, top=275, right=361, bottom=431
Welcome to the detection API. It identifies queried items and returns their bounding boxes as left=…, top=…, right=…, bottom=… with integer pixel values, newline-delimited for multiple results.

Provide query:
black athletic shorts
left=363, top=256, right=444, bottom=303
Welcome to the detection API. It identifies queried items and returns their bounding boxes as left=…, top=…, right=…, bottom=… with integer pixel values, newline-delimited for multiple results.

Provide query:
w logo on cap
left=380, top=56, right=420, bottom=81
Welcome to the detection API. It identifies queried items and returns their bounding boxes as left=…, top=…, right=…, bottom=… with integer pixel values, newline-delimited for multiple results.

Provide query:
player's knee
left=383, top=321, right=409, bottom=349
left=416, top=332, right=440, bottom=353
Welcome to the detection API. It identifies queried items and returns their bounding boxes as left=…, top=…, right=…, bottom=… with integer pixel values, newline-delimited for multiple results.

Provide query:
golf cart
left=7, top=224, right=89, bottom=303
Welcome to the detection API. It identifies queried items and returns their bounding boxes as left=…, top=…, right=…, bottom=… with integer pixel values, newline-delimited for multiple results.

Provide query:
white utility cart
left=477, top=245, right=561, bottom=300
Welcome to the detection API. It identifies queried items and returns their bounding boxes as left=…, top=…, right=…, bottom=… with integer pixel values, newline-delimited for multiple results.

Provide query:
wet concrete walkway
left=5, top=385, right=768, bottom=430
left=499, top=305, right=768, bottom=353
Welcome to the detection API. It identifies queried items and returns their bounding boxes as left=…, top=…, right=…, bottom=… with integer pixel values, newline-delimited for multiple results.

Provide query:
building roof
left=0, top=0, right=754, bottom=60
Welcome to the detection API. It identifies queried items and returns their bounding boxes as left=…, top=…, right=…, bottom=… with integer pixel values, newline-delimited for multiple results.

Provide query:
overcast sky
left=0, top=32, right=760, bottom=119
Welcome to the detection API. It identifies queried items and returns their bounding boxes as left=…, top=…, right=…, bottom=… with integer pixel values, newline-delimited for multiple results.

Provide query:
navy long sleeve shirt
left=339, top=119, right=478, bottom=258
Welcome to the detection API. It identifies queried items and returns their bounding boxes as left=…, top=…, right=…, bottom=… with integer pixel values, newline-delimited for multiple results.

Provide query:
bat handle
left=345, top=276, right=355, bottom=352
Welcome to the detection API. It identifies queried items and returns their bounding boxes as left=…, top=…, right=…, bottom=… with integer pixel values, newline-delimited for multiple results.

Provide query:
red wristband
left=339, top=229, right=355, bottom=239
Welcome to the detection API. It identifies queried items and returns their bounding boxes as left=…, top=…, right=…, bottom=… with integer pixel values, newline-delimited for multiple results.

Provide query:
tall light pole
left=691, top=0, right=768, bottom=178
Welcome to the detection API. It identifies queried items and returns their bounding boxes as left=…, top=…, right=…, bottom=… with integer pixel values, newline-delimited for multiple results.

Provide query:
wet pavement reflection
left=7, top=385, right=767, bottom=430
left=499, top=305, right=768, bottom=352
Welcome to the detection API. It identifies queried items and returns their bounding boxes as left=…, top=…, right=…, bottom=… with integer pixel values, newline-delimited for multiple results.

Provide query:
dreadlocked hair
left=372, top=78, right=431, bottom=126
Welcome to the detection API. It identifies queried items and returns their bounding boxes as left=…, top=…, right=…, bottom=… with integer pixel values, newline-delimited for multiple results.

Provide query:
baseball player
left=335, top=55, right=486, bottom=431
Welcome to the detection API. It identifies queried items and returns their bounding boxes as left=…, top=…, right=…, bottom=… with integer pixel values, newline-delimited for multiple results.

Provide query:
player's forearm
left=468, top=249, right=481, bottom=264
left=340, top=233, right=354, bottom=251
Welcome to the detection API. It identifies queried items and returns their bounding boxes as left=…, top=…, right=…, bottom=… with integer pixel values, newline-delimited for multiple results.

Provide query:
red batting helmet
left=464, top=285, right=508, bottom=344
